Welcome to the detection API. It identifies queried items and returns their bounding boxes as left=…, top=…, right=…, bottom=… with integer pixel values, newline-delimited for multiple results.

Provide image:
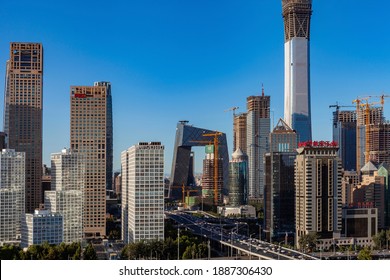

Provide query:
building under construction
left=202, top=152, right=223, bottom=206
left=233, top=113, right=247, bottom=154
left=367, top=122, right=390, bottom=166
left=246, top=93, right=270, bottom=199
left=355, top=102, right=384, bottom=172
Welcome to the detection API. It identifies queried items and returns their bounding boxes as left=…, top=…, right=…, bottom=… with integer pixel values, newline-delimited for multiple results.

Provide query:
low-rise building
left=21, top=209, right=63, bottom=248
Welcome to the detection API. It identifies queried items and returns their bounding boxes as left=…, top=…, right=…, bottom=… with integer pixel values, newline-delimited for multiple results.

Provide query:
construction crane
left=329, top=102, right=355, bottom=110
left=170, top=184, right=200, bottom=209
left=203, top=132, right=223, bottom=206
left=224, top=106, right=239, bottom=116
left=225, top=107, right=239, bottom=152
left=190, top=131, right=223, bottom=206
left=329, top=103, right=355, bottom=127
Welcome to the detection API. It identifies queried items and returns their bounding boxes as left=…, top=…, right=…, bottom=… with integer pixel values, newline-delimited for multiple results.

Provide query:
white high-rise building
left=282, top=0, right=312, bottom=142
left=0, top=149, right=25, bottom=245
left=44, top=148, right=84, bottom=243
left=121, top=142, right=164, bottom=243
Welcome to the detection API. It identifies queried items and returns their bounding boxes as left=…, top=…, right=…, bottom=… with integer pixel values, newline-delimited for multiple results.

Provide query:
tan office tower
left=4, top=43, right=43, bottom=213
left=295, top=141, right=342, bottom=248
left=70, top=82, right=112, bottom=238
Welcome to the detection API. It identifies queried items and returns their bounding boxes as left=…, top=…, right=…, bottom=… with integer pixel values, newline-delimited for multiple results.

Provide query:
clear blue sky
left=0, top=0, right=389, bottom=174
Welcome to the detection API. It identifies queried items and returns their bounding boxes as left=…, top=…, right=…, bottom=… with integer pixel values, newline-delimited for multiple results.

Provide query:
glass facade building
left=121, top=142, right=164, bottom=243
left=264, top=119, right=297, bottom=241
left=21, top=209, right=63, bottom=248
left=44, top=149, right=84, bottom=243
left=332, top=110, right=356, bottom=171
left=170, top=122, right=229, bottom=200
left=0, top=149, right=25, bottom=245
left=228, top=148, right=248, bottom=207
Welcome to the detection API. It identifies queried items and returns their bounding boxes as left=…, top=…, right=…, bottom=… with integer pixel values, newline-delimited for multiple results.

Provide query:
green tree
left=0, top=244, right=21, bottom=260
left=386, top=230, right=390, bottom=249
left=83, top=243, right=98, bottom=260
left=357, top=247, right=372, bottom=260
left=298, top=232, right=318, bottom=253
left=373, top=230, right=387, bottom=249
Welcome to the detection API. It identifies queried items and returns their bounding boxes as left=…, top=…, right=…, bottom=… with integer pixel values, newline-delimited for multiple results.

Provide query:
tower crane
left=190, top=131, right=223, bottom=206
left=224, top=106, right=239, bottom=116
left=329, top=103, right=355, bottom=126
left=329, top=102, right=355, bottom=110
left=202, top=132, right=223, bottom=206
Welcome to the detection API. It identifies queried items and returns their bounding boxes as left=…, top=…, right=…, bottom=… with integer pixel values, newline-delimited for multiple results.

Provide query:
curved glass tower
left=282, top=0, right=312, bottom=142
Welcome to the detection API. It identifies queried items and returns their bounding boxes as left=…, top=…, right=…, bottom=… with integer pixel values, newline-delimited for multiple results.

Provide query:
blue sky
left=0, top=0, right=389, bottom=174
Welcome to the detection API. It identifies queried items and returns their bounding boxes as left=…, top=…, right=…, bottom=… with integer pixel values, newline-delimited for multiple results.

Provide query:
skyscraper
left=264, top=119, right=297, bottom=241
left=332, top=110, right=357, bottom=171
left=202, top=151, right=224, bottom=206
left=295, top=141, right=342, bottom=248
left=246, top=93, right=270, bottom=199
left=4, top=42, right=43, bottom=213
left=356, top=106, right=383, bottom=172
left=44, top=148, right=84, bottom=243
left=282, top=0, right=312, bottom=142
left=170, top=121, right=229, bottom=200
left=233, top=113, right=247, bottom=153
left=121, top=142, right=164, bottom=244
left=228, top=148, right=248, bottom=207
left=70, top=82, right=113, bottom=238
left=0, top=149, right=25, bottom=245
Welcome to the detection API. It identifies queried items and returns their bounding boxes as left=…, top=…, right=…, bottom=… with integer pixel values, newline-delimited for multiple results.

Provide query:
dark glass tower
left=332, top=110, right=357, bottom=171
left=228, top=148, right=248, bottom=207
left=264, top=119, right=297, bottom=241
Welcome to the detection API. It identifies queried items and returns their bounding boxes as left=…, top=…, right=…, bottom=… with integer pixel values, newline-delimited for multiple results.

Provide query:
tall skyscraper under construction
left=70, top=82, right=113, bottom=238
left=356, top=106, right=383, bottom=172
left=233, top=113, right=247, bottom=154
left=246, top=93, right=270, bottom=199
left=3, top=42, right=43, bottom=213
left=282, top=0, right=312, bottom=142
left=202, top=149, right=224, bottom=206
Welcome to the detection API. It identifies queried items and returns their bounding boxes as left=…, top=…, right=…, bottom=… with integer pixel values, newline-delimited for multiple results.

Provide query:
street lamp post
left=259, top=224, right=262, bottom=241
left=230, top=229, right=234, bottom=258
left=249, top=233, right=255, bottom=260
left=208, top=240, right=211, bottom=260
left=177, top=226, right=180, bottom=260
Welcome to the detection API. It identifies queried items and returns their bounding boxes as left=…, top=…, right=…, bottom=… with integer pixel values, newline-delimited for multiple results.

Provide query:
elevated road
left=166, top=211, right=318, bottom=260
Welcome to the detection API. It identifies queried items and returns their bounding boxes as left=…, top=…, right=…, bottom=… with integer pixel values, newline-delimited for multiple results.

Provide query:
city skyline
left=1, top=0, right=389, bottom=173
